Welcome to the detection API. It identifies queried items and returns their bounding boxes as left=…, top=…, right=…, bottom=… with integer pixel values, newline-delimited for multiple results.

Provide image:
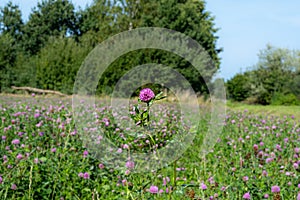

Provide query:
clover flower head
left=139, top=88, right=155, bottom=103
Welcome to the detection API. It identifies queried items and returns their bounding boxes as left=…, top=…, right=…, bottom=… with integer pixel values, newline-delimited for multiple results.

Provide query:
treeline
left=0, top=0, right=221, bottom=95
left=226, top=44, right=300, bottom=105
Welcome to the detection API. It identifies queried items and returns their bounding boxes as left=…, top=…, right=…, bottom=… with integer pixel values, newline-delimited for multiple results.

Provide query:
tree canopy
left=0, top=0, right=222, bottom=95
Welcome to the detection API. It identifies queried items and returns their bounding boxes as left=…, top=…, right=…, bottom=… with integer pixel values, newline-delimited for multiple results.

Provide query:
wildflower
left=78, top=172, right=84, bottom=178
left=201, top=183, right=207, bottom=190
left=271, top=185, right=280, bottom=193
left=12, top=139, right=20, bottom=145
left=11, top=184, right=17, bottom=190
left=262, top=170, right=268, bottom=176
left=0, top=176, right=2, bottom=184
left=264, top=194, right=269, bottom=198
left=98, top=163, right=105, bottom=169
left=139, top=88, right=155, bottom=103
left=83, top=150, right=88, bottom=158
left=149, top=185, right=159, bottom=194
left=117, top=148, right=122, bottom=153
left=51, top=148, right=56, bottom=153
left=243, top=192, right=251, bottom=199
left=266, top=158, right=273, bottom=163
left=259, top=141, right=264, bottom=146
left=243, top=176, right=249, bottom=182
left=83, top=172, right=90, bottom=179
left=253, top=144, right=258, bottom=151
left=16, top=154, right=23, bottom=160
left=125, top=170, right=130, bottom=175
left=125, top=161, right=134, bottom=169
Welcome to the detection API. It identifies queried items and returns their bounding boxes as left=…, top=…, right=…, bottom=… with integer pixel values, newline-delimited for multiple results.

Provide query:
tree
left=226, top=73, right=251, bottom=102
left=0, top=1, right=23, bottom=42
left=250, top=45, right=300, bottom=104
left=22, top=0, right=78, bottom=55
left=0, top=33, right=16, bottom=92
left=95, top=0, right=222, bottom=95
left=35, top=37, right=91, bottom=94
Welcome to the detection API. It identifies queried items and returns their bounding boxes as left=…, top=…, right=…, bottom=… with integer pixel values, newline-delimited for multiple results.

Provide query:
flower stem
left=173, top=160, right=177, bottom=187
left=147, top=102, right=150, bottom=126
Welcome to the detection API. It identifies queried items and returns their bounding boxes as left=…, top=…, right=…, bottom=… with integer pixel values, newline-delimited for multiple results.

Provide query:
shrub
left=271, top=92, right=300, bottom=105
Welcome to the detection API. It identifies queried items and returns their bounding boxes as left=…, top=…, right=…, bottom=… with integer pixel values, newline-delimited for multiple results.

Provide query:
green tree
left=0, top=1, right=23, bottom=42
left=250, top=45, right=300, bottom=104
left=35, top=37, right=91, bottom=94
left=22, top=0, right=78, bottom=55
left=226, top=73, right=251, bottom=102
left=95, top=0, right=222, bottom=95
left=0, top=33, right=16, bottom=92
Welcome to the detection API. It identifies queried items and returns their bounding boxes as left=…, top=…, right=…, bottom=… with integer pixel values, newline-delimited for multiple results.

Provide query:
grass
left=227, top=101, right=300, bottom=119
left=0, top=94, right=299, bottom=199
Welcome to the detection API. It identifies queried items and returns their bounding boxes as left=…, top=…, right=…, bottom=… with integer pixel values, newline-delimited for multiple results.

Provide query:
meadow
left=0, top=94, right=299, bottom=199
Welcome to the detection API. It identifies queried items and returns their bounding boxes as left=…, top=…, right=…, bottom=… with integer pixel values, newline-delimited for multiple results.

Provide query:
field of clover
left=0, top=89, right=300, bottom=200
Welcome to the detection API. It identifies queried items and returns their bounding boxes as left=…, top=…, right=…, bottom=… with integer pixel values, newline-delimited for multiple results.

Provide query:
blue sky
left=1, top=0, right=300, bottom=80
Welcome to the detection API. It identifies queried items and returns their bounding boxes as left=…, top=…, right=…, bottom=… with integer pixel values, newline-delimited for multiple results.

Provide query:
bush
left=226, top=73, right=251, bottom=102
left=271, top=92, right=300, bottom=105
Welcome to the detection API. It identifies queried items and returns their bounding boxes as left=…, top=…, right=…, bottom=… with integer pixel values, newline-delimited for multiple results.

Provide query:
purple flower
left=243, top=192, right=251, bottom=199
left=11, top=184, right=17, bottom=190
left=271, top=185, right=280, bottom=193
left=139, top=88, right=155, bottom=103
left=297, top=193, right=300, bottom=200
left=12, top=139, right=20, bottom=145
left=78, top=172, right=84, bottom=178
left=125, top=161, right=134, bottom=169
left=16, top=154, right=23, bottom=160
left=253, top=144, right=258, bottom=151
left=201, top=183, right=207, bottom=190
left=2, top=136, right=6, bottom=141
left=83, top=150, right=88, bottom=158
left=243, top=176, right=249, bottom=182
left=266, top=158, right=273, bottom=163
left=0, top=176, right=2, bottom=184
left=149, top=185, right=158, bottom=194
left=264, top=194, right=269, bottom=198
left=51, top=148, right=56, bottom=153
left=262, top=170, right=268, bottom=176
left=98, top=163, right=105, bottom=169
left=83, top=172, right=90, bottom=179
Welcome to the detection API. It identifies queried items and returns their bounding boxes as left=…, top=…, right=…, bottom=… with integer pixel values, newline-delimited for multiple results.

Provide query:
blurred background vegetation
left=0, top=0, right=299, bottom=105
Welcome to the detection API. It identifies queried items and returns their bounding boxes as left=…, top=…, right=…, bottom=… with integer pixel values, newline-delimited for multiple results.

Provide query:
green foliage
left=35, top=37, right=91, bottom=94
left=250, top=45, right=300, bottom=104
left=271, top=92, right=300, bottom=105
left=226, top=73, right=251, bottom=102
left=0, top=0, right=221, bottom=96
left=0, top=33, right=17, bottom=92
left=22, top=0, right=78, bottom=55
left=0, top=2, right=23, bottom=42
left=227, top=44, right=300, bottom=105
